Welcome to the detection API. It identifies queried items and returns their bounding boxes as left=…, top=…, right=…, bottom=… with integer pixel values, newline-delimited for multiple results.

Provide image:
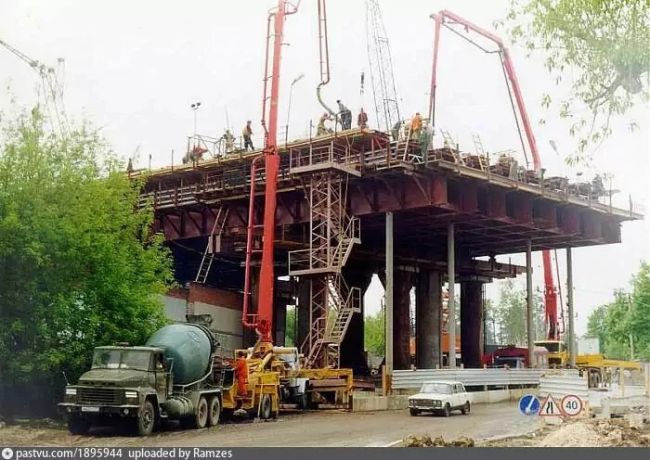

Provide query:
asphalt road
left=3, top=402, right=538, bottom=447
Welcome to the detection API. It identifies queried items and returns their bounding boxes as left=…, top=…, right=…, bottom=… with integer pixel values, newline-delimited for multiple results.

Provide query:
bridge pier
left=460, top=280, right=485, bottom=368
left=416, top=270, right=442, bottom=369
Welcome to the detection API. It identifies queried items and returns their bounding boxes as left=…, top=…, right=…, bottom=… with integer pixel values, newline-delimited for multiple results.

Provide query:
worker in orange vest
left=411, top=112, right=423, bottom=138
left=234, top=351, right=249, bottom=397
left=357, top=108, right=368, bottom=129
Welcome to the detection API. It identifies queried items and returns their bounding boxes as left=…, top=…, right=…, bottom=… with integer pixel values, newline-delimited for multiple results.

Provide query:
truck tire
left=260, top=394, right=272, bottom=420
left=207, top=397, right=221, bottom=427
left=136, top=400, right=156, bottom=436
left=194, top=396, right=208, bottom=429
left=67, top=415, right=90, bottom=435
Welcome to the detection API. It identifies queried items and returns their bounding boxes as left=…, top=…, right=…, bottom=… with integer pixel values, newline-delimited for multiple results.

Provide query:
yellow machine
left=534, top=339, right=641, bottom=387
left=217, top=344, right=353, bottom=420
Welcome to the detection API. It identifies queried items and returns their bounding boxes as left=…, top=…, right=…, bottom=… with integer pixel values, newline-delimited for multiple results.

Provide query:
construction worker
left=411, top=112, right=423, bottom=138
left=317, top=112, right=333, bottom=136
left=357, top=108, right=368, bottom=129
left=391, top=120, right=401, bottom=141
left=336, top=100, right=352, bottom=130
left=242, top=120, right=254, bottom=151
left=234, top=351, right=248, bottom=397
left=221, top=129, right=235, bottom=154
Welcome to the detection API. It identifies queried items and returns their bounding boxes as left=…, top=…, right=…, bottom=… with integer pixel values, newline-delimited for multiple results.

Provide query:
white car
left=408, top=380, right=471, bottom=417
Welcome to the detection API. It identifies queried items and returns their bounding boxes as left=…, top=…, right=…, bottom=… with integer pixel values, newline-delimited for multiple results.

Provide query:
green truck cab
left=59, top=323, right=222, bottom=436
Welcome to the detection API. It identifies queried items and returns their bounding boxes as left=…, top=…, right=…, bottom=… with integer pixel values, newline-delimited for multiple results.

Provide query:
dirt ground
left=479, top=418, right=650, bottom=448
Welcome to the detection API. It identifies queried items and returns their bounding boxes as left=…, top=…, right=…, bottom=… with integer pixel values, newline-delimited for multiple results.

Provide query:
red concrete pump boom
left=242, top=0, right=299, bottom=344
left=428, top=10, right=559, bottom=340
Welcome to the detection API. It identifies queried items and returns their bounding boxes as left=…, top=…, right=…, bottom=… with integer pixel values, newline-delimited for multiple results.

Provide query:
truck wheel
left=136, top=400, right=156, bottom=436
left=67, top=415, right=90, bottom=435
left=194, top=396, right=208, bottom=429
left=207, top=397, right=221, bottom=427
left=443, top=403, right=451, bottom=417
left=260, top=394, right=272, bottom=420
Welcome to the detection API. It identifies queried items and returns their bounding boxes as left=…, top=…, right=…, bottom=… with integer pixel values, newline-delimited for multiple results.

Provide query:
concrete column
left=340, top=269, right=373, bottom=374
left=296, top=278, right=311, bottom=350
left=393, top=270, right=412, bottom=370
left=416, top=270, right=442, bottom=368
left=447, top=222, right=457, bottom=368
left=567, top=247, right=576, bottom=367
left=385, top=212, right=394, bottom=374
left=460, top=281, right=484, bottom=368
left=526, top=239, right=534, bottom=366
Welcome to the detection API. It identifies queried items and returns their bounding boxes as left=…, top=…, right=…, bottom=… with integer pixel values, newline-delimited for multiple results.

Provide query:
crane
left=428, top=10, right=560, bottom=342
left=242, top=0, right=299, bottom=350
left=365, top=0, right=401, bottom=133
left=0, top=38, right=68, bottom=137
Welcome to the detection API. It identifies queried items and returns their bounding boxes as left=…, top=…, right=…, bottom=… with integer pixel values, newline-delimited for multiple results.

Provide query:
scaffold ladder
left=195, top=206, right=229, bottom=284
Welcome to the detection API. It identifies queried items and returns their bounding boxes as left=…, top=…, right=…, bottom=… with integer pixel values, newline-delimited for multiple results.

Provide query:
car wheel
left=461, top=401, right=470, bottom=415
left=443, top=403, right=451, bottom=417
left=194, top=396, right=208, bottom=429
left=67, top=415, right=90, bottom=435
left=207, top=396, right=221, bottom=427
left=409, top=408, right=419, bottom=417
left=136, top=400, right=156, bottom=436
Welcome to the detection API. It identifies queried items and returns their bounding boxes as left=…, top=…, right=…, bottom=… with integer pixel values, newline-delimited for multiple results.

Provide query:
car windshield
left=420, top=383, right=452, bottom=394
left=92, top=349, right=151, bottom=371
left=536, top=341, right=560, bottom=352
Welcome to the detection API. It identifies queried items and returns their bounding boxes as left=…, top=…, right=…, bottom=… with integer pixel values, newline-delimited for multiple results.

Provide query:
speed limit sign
left=561, top=394, right=584, bottom=416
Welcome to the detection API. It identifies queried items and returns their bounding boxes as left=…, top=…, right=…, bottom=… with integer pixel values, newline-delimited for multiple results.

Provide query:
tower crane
left=365, top=0, right=401, bottom=133
left=428, top=11, right=560, bottom=343
left=0, top=38, right=68, bottom=137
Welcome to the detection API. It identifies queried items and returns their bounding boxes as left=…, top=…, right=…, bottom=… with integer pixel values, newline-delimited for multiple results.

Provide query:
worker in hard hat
left=411, top=112, right=423, bottom=138
left=317, top=112, right=333, bottom=136
left=242, top=120, right=254, bottom=151
left=235, top=351, right=249, bottom=397
left=357, top=108, right=368, bottom=130
left=221, top=129, right=235, bottom=154
left=336, top=100, right=352, bottom=130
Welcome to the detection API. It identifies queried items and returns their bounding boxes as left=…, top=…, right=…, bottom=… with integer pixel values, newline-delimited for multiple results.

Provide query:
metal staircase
left=288, top=142, right=361, bottom=368
left=195, top=206, right=229, bottom=284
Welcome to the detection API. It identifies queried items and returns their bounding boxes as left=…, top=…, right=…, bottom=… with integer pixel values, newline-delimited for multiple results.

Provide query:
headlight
left=124, top=391, right=138, bottom=399
left=433, top=400, right=441, bottom=407
left=65, top=388, right=77, bottom=396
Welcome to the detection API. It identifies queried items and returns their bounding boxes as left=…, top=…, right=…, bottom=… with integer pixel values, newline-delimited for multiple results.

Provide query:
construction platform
left=138, top=128, right=640, bottom=257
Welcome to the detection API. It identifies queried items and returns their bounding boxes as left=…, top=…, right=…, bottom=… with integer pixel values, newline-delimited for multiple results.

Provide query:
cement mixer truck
left=59, top=323, right=223, bottom=436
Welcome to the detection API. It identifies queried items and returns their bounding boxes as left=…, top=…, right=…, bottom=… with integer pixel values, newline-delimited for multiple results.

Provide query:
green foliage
left=285, top=306, right=296, bottom=347
left=0, top=110, right=174, bottom=416
left=486, top=279, right=545, bottom=345
left=501, top=0, right=650, bottom=161
left=586, top=263, right=650, bottom=361
left=364, top=309, right=385, bottom=357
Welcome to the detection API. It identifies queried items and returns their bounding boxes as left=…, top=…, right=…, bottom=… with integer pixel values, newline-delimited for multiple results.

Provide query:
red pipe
left=429, top=10, right=558, bottom=340
left=242, top=155, right=263, bottom=329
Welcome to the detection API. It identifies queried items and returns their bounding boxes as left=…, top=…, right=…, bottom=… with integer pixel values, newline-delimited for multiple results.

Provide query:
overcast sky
left=1, top=0, right=648, bottom=337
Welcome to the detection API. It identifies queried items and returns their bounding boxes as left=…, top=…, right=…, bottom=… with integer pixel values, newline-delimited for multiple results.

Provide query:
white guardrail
left=392, top=368, right=543, bottom=390
left=538, top=370, right=589, bottom=400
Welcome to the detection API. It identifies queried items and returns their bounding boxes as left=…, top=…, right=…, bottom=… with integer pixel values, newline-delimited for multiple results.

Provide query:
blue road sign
left=518, top=394, right=540, bottom=415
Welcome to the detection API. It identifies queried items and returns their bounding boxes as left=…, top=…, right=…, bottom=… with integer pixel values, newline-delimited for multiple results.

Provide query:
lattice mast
left=365, top=0, right=401, bottom=133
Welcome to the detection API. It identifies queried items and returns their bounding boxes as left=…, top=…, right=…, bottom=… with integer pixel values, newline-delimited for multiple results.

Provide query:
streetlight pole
left=191, top=101, right=202, bottom=137
left=285, top=74, right=304, bottom=142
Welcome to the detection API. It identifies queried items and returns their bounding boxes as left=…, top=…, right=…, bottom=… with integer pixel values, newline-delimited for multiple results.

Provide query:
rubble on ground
left=403, top=434, right=475, bottom=447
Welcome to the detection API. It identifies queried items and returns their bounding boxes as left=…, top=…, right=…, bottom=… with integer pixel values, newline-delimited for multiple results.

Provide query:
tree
left=0, top=110, right=174, bottom=416
left=364, top=309, right=385, bottom=357
left=586, top=304, right=607, bottom=350
left=285, top=306, right=296, bottom=347
left=491, top=279, right=545, bottom=345
left=502, top=0, right=649, bottom=160
left=586, top=264, right=650, bottom=361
